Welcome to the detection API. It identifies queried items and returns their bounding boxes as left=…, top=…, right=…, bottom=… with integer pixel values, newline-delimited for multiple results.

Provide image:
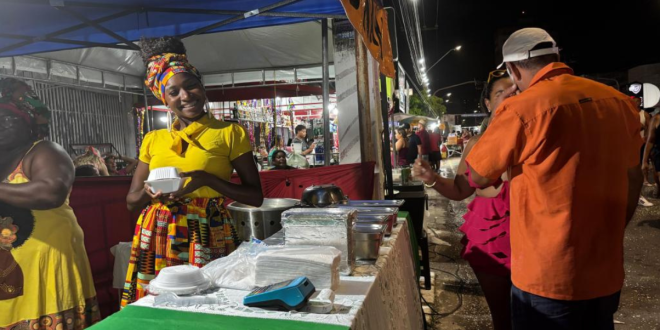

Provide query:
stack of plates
left=147, top=265, right=211, bottom=295
left=255, top=246, right=341, bottom=291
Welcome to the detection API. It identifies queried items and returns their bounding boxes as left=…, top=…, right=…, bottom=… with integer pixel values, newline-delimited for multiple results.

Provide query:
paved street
left=424, top=158, right=660, bottom=330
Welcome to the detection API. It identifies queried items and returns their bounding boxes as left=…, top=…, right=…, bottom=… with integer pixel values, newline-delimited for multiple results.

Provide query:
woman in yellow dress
left=121, top=37, right=263, bottom=306
left=0, top=85, right=99, bottom=328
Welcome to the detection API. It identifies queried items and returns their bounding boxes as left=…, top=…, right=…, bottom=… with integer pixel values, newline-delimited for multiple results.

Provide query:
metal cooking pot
left=227, top=198, right=299, bottom=241
left=299, top=184, right=348, bottom=208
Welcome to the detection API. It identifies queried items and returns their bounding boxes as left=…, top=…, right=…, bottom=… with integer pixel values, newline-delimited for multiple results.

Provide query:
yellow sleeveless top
left=0, top=143, right=99, bottom=328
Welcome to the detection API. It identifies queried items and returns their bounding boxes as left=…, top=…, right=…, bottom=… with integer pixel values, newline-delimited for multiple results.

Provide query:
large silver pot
left=299, top=184, right=348, bottom=207
left=227, top=198, right=299, bottom=241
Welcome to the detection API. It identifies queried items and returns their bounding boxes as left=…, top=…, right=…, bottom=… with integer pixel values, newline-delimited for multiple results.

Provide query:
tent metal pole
left=322, top=18, right=331, bottom=167
left=0, top=0, right=345, bottom=19
left=180, top=0, right=303, bottom=38
left=0, top=33, right=137, bottom=50
left=380, top=74, right=394, bottom=198
left=0, top=9, right=137, bottom=55
left=204, top=79, right=335, bottom=91
left=0, top=73, right=144, bottom=95
left=142, top=85, right=151, bottom=133
left=54, top=7, right=141, bottom=50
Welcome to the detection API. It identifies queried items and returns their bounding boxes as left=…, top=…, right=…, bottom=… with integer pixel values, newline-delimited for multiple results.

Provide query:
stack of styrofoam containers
left=281, top=208, right=356, bottom=275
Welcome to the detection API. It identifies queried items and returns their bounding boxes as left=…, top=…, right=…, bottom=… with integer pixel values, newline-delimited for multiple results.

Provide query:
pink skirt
left=459, top=181, right=511, bottom=277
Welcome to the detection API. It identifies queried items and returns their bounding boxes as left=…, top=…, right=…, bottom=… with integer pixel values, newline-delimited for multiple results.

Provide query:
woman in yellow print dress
left=122, top=37, right=263, bottom=306
left=0, top=84, right=99, bottom=329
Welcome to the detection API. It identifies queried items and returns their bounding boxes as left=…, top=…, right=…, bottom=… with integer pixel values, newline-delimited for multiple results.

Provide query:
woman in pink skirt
left=414, top=70, right=515, bottom=330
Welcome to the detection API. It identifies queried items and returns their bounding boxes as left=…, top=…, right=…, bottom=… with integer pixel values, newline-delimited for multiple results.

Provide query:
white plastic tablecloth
left=124, top=221, right=424, bottom=330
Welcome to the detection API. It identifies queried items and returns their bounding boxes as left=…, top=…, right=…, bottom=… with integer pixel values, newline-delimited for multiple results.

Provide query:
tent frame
left=0, top=0, right=346, bottom=55
left=0, top=0, right=346, bottom=168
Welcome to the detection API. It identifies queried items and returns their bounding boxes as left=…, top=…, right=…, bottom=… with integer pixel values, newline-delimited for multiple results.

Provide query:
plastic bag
left=154, top=292, right=220, bottom=307
left=201, top=240, right=269, bottom=290
left=289, top=152, right=309, bottom=169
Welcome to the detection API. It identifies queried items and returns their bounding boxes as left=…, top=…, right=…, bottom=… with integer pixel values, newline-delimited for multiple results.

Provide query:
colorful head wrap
left=0, top=78, right=50, bottom=138
left=145, top=53, right=202, bottom=104
left=0, top=103, right=32, bottom=125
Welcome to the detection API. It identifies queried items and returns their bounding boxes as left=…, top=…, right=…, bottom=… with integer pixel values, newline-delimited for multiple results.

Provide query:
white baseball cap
left=497, top=28, right=559, bottom=69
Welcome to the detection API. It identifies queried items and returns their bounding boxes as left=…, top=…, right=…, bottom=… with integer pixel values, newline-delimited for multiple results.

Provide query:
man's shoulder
left=498, top=75, right=627, bottom=120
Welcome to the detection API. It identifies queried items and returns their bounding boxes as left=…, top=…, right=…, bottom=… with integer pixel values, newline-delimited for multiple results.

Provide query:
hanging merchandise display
left=288, top=98, right=296, bottom=133
left=315, top=140, right=324, bottom=164
left=135, top=108, right=145, bottom=157
left=212, top=96, right=340, bottom=165
left=264, top=99, right=272, bottom=148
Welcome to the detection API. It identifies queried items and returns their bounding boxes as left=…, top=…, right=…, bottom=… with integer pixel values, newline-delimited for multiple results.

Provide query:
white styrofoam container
left=145, top=177, right=184, bottom=194
left=148, top=167, right=180, bottom=181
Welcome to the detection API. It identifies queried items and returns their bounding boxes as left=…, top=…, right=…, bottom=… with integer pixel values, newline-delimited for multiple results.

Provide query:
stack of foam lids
left=255, top=246, right=341, bottom=291
left=281, top=208, right=356, bottom=275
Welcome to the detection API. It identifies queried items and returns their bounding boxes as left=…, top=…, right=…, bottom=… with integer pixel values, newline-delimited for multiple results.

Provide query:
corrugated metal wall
left=33, top=82, right=137, bottom=157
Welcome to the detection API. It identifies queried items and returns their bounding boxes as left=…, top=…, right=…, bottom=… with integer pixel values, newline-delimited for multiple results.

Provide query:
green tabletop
left=91, top=305, right=350, bottom=330
left=398, top=211, right=420, bottom=278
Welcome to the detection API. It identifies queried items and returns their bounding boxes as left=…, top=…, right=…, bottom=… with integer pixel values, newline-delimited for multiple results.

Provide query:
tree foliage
left=409, top=93, right=446, bottom=118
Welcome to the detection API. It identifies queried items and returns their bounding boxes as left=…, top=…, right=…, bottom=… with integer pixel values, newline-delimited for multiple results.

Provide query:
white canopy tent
left=0, top=21, right=335, bottom=90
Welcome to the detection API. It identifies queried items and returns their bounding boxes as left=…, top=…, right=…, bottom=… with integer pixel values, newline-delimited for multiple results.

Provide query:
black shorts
left=429, top=151, right=442, bottom=162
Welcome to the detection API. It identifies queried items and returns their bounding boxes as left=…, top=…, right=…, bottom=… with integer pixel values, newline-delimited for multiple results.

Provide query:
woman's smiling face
left=163, top=73, right=206, bottom=120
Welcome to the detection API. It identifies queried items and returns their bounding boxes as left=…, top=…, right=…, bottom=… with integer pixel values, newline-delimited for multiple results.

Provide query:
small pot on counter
left=353, top=223, right=387, bottom=260
left=299, top=184, right=348, bottom=208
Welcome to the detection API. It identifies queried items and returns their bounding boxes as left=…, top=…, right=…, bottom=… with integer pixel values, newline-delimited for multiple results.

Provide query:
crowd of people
left=394, top=120, right=443, bottom=168
left=1, top=26, right=657, bottom=330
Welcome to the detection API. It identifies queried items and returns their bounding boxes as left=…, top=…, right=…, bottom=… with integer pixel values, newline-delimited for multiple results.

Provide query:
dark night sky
left=387, top=0, right=660, bottom=119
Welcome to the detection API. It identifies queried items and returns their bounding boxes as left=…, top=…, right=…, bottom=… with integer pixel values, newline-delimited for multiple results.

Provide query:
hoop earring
left=167, top=110, right=173, bottom=132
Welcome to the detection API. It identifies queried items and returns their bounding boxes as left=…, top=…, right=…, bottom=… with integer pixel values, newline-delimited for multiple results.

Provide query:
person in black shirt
left=401, top=123, right=420, bottom=164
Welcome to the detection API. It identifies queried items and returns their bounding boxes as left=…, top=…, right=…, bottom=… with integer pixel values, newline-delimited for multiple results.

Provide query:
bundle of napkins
left=255, top=246, right=341, bottom=291
left=281, top=208, right=356, bottom=275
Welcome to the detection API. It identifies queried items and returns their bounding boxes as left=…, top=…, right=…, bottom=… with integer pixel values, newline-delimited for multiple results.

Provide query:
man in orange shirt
left=460, top=28, right=642, bottom=329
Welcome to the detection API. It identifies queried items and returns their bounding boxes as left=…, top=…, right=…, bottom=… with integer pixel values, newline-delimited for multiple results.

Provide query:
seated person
left=104, top=153, right=138, bottom=176
left=270, top=150, right=294, bottom=170
left=75, top=164, right=100, bottom=177
left=73, top=147, right=108, bottom=176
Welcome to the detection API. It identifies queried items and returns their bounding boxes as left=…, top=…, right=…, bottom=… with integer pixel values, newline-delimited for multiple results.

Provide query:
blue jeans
left=511, top=285, right=620, bottom=330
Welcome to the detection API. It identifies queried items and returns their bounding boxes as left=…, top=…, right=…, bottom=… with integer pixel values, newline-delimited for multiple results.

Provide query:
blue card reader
left=243, top=276, right=316, bottom=311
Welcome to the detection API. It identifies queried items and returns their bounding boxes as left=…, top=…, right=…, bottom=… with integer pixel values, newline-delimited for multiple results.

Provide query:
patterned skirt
left=1, top=297, right=100, bottom=330
left=120, top=198, right=239, bottom=307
